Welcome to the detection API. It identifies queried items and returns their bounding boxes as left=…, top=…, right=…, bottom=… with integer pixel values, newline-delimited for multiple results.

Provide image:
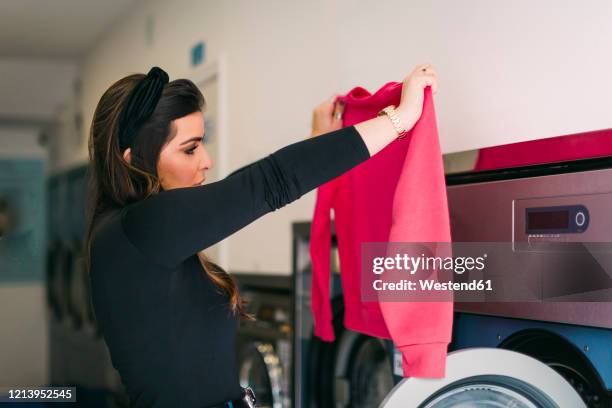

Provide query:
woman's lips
left=193, top=178, right=206, bottom=186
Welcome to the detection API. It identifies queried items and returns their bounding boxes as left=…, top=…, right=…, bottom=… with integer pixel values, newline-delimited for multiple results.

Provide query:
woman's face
left=157, top=111, right=213, bottom=190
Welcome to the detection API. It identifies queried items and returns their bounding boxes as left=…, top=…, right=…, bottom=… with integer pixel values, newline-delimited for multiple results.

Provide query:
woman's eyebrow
left=179, top=135, right=204, bottom=146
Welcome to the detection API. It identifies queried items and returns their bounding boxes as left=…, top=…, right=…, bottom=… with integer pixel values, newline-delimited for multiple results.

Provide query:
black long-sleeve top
left=89, top=125, right=370, bottom=407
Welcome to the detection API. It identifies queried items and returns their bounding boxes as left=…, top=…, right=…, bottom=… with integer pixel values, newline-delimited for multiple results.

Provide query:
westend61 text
left=373, top=279, right=493, bottom=291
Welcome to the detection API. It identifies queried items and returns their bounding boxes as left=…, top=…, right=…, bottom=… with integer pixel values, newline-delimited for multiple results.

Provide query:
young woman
left=86, top=64, right=438, bottom=408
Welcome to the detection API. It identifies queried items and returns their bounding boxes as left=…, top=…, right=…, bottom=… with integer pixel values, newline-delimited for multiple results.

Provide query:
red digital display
left=527, top=210, right=569, bottom=230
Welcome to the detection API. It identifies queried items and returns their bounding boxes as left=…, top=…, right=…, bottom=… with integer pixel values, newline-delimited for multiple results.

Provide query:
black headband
left=118, top=66, right=169, bottom=151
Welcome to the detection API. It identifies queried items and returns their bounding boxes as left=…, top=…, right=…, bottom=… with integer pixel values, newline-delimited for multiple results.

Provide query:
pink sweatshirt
left=309, top=81, right=453, bottom=377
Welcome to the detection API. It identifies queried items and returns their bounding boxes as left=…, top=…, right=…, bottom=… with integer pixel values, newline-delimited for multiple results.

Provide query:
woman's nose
left=200, top=147, right=213, bottom=170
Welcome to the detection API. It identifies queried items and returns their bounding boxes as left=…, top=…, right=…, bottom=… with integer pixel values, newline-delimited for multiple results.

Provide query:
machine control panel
left=525, top=204, right=589, bottom=234
left=514, top=192, right=612, bottom=252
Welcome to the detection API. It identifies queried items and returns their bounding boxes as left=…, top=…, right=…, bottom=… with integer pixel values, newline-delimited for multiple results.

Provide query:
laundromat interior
left=1, top=1, right=611, bottom=407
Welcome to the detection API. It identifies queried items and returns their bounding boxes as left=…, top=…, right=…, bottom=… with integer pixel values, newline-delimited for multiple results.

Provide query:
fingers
left=414, top=65, right=439, bottom=94
left=312, top=93, right=344, bottom=137
left=418, top=63, right=432, bottom=72
left=423, top=66, right=437, bottom=78
left=407, top=64, right=438, bottom=82
left=315, top=96, right=335, bottom=116
left=321, top=94, right=341, bottom=110
left=325, top=93, right=344, bottom=122
left=332, top=100, right=345, bottom=122
left=326, top=93, right=343, bottom=113
left=329, top=93, right=342, bottom=103
left=414, top=63, right=430, bottom=73
left=421, top=73, right=439, bottom=94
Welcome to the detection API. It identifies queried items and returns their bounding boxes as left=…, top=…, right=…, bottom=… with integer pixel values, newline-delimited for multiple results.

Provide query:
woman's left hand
left=310, top=94, right=345, bottom=137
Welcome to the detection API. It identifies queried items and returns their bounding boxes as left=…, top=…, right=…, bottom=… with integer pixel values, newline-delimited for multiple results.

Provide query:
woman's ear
left=122, top=148, right=132, bottom=164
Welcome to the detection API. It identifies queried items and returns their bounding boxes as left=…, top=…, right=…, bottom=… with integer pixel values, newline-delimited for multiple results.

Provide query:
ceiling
left=0, top=0, right=141, bottom=59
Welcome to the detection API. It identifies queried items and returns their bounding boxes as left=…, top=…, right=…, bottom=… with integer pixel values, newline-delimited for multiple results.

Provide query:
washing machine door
left=238, top=341, right=284, bottom=408
left=334, top=330, right=394, bottom=408
left=380, top=348, right=586, bottom=408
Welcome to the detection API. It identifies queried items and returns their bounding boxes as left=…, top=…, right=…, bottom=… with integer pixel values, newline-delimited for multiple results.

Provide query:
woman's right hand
left=397, top=64, right=439, bottom=129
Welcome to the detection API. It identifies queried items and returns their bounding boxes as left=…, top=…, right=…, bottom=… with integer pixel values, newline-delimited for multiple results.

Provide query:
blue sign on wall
left=191, top=41, right=206, bottom=67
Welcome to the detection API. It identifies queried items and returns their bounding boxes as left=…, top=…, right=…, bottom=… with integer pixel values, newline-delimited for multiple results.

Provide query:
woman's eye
left=185, top=145, right=197, bottom=155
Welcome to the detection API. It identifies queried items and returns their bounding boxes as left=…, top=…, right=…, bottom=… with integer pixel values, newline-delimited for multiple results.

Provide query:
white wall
left=76, top=0, right=612, bottom=275
left=0, top=58, right=78, bottom=121
left=0, top=57, right=83, bottom=173
left=333, top=0, right=612, bottom=152
left=0, top=127, right=47, bottom=159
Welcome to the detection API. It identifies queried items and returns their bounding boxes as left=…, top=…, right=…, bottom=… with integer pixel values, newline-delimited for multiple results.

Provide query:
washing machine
left=292, top=224, right=396, bottom=408
left=47, top=165, right=126, bottom=407
left=381, top=128, right=612, bottom=407
left=234, top=273, right=293, bottom=408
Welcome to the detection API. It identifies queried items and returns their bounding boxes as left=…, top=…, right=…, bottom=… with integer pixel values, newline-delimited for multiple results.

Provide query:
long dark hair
left=85, top=72, right=253, bottom=320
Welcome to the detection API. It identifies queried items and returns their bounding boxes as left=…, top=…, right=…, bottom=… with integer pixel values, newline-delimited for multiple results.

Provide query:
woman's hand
left=310, top=94, right=345, bottom=137
left=352, top=64, right=440, bottom=157
left=396, top=64, right=439, bottom=130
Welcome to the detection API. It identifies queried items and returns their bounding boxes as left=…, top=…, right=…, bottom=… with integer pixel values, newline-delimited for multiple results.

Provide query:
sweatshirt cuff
left=399, top=342, right=449, bottom=378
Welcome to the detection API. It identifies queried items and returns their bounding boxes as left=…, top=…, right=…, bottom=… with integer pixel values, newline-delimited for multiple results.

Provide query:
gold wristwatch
left=377, top=105, right=409, bottom=139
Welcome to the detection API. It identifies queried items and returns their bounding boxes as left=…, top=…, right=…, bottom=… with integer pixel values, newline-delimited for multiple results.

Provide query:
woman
left=86, top=64, right=438, bottom=408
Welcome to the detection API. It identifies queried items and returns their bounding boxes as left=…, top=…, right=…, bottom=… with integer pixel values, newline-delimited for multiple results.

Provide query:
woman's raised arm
left=120, top=125, right=369, bottom=268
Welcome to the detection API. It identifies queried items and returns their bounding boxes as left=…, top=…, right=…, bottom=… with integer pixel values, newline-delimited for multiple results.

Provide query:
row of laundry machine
left=46, top=164, right=128, bottom=407
left=234, top=273, right=294, bottom=408
left=289, top=128, right=612, bottom=408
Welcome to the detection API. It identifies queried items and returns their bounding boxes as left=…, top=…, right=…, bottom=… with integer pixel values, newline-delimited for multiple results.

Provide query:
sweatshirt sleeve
left=121, top=125, right=370, bottom=268
left=309, top=177, right=340, bottom=342
left=378, top=88, right=453, bottom=378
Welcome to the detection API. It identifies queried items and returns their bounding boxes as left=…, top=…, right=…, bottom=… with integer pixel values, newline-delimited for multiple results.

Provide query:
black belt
left=207, top=387, right=257, bottom=408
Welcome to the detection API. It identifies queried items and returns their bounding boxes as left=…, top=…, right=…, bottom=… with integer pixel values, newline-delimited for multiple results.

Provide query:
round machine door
left=238, top=341, right=284, bottom=408
left=333, top=330, right=394, bottom=408
left=380, top=348, right=586, bottom=408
